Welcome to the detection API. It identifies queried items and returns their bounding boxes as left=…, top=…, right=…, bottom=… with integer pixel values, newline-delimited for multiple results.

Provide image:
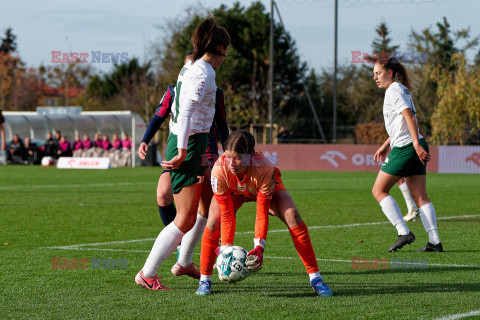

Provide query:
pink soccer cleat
left=135, top=270, right=170, bottom=291
left=171, top=262, right=200, bottom=279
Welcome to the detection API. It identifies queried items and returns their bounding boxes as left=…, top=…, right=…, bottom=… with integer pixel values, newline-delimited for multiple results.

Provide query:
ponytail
left=378, top=57, right=417, bottom=95
left=191, top=18, right=230, bottom=62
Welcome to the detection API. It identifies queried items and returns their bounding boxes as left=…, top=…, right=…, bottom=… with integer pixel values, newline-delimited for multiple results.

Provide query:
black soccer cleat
left=416, top=242, right=443, bottom=252
left=388, top=232, right=415, bottom=252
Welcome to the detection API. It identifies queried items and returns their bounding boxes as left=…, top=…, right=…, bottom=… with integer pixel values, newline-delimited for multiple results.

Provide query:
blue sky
left=1, top=0, right=479, bottom=74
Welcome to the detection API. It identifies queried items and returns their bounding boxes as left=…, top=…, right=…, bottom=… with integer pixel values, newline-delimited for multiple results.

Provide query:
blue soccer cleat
left=310, top=277, right=333, bottom=297
left=196, top=280, right=212, bottom=296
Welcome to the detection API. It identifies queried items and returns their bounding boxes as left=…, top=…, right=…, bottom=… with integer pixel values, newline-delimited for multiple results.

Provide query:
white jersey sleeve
left=171, top=59, right=217, bottom=149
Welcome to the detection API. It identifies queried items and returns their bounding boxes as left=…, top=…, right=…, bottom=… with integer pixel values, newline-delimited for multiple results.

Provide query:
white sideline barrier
left=438, top=146, right=480, bottom=174
left=57, top=157, right=110, bottom=169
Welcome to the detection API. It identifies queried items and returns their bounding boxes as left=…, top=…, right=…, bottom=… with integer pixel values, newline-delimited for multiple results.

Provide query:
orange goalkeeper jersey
left=211, top=152, right=275, bottom=246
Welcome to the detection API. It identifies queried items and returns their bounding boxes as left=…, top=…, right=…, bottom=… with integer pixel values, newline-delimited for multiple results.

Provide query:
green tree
left=0, top=28, right=17, bottom=53
left=430, top=54, right=480, bottom=145
left=408, top=17, right=479, bottom=136
left=151, top=1, right=312, bottom=140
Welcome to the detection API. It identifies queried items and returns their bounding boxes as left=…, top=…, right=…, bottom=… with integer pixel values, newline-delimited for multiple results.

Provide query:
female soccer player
left=372, top=57, right=442, bottom=252
left=135, top=18, right=230, bottom=291
left=138, top=52, right=229, bottom=279
left=195, top=130, right=333, bottom=297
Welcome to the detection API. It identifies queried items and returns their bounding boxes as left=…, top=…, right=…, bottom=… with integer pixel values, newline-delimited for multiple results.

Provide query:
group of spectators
left=6, top=131, right=133, bottom=167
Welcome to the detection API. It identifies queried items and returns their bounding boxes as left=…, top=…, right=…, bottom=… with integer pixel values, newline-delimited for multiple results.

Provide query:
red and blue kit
left=141, top=86, right=229, bottom=162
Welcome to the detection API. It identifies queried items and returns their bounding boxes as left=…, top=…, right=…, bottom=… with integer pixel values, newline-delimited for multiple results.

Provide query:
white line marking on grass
left=46, top=214, right=480, bottom=250
left=47, top=238, right=156, bottom=250
left=42, top=246, right=480, bottom=269
left=0, top=182, right=153, bottom=190
left=434, top=310, right=480, bottom=320
left=237, top=214, right=480, bottom=234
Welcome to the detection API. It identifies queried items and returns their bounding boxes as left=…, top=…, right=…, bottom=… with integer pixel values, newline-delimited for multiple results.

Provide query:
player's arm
left=162, top=75, right=208, bottom=170
left=214, top=89, right=229, bottom=150
left=374, top=137, right=390, bottom=163
left=211, top=170, right=236, bottom=247
left=139, top=86, right=174, bottom=159
left=247, top=166, right=274, bottom=272
left=215, top=192, right=236, bottom=247
left=401, top=108, right=430, bottom=165
left=0, top=123, right=5, bottom=151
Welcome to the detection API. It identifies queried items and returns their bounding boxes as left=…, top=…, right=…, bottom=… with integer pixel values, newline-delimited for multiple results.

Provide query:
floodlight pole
left=269, top=0, right=274, bottom=144
left=333, top=0, right=338, bottom=143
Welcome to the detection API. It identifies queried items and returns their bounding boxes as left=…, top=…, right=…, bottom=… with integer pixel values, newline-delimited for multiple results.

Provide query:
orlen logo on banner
left=320, top=151, right=379, bottom=168
left=466, top=153, right=480, bottom=167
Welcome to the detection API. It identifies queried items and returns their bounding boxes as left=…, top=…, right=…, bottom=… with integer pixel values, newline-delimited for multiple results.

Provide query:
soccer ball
left=41, top=156, right=55, bottom=167
left=216, top=245, right=250, bottom=284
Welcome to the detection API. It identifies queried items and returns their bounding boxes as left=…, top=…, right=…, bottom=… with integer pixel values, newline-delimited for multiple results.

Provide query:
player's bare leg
left=173, top=167, right=213, bottom=278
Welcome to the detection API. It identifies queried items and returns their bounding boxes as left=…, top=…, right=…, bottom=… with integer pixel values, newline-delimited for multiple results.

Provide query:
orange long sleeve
left=215, top=193, right=236, bottom=246
left=254, top=191, right=271, bottom=243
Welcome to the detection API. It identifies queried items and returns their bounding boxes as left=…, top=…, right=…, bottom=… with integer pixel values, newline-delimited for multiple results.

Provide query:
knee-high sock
left=398, top=182, right=417, bottom=211
left=200, top=226, right=220, bottom=276
left=289, top=221, right=319, bottom=274
left=419, top=202, right=440, bottom=245
left=143, top=222, right=184, bottom=277
left=158, top=203, right=176, bottom=227
left=380, top=195, right=410, bottom=235
left=177, top=214, right=208, bottom=267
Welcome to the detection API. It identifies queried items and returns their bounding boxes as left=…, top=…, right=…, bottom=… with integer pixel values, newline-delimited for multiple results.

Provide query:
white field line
left=46, top=214, right=480, bottom=250
left=434, top=310, right=480, bottom=320
left=42, top=247, right=480, bottom=269
left=0, top=182, right=153, bottom=190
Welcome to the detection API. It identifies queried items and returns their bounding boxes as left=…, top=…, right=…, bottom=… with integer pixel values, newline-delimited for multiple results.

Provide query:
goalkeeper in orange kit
left=195, top=130, right=333, bottom=297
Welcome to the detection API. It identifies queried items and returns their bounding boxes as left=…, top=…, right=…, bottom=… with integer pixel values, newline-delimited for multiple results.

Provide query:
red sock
left=200, top=226, right=220, bottom=275
left=289, top=221, right=319, bottom=274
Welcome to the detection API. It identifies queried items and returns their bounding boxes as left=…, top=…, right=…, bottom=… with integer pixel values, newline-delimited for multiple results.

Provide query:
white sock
left=398, top=182, right=417, bottom=211
left=380, top=195, right=410, bottom=235
left=308, top=271, right=321, bottom=281
left=200, top=274, right=212, bottom=282
left=177, top=213, right=208, bottom=268
left=143, top=222, right=184, bottom=277
left=419, top=202, right=440, bottom=245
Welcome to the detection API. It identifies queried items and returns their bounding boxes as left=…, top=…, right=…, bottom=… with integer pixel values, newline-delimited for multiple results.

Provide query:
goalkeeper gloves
left=246, top=245, right=264, bottom=272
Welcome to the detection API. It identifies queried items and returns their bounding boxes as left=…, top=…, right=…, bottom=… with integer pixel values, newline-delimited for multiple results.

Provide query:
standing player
left=135, top=18, right=230, bottom=291
left=196, top=130, right=333, bottom=297
left=138, top=52, right=229, bottom=228
left=138, top=52, right=229, bottom=278
left=372, top=57, right=442, bottom=252
left=0, top=109, right=5, bottom=152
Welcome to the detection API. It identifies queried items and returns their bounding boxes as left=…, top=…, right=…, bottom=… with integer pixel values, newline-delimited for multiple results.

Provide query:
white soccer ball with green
left=216, top=245, right=250, bottom=284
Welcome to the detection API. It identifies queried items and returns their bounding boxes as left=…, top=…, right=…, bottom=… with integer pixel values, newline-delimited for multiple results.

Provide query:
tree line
left=1, top=1, right=479, bottom=144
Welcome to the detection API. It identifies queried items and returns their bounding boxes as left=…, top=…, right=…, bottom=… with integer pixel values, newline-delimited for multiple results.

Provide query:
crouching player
left=196, top=130, right=333, bottom=297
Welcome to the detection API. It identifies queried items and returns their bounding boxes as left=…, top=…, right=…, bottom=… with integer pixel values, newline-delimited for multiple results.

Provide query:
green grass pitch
left=1, top=166, right=479, bottom=319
